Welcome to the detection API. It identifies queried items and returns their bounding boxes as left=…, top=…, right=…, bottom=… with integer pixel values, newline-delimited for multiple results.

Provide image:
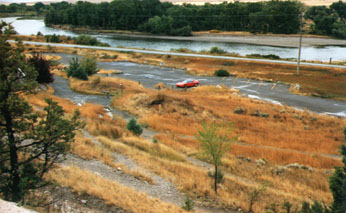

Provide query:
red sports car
left=176, top=79, right=200, bottom=88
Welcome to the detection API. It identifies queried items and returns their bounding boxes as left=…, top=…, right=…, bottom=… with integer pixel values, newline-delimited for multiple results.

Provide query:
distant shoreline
left=50, top=24, right=346, bottom=48
left=112, top=32, right=346, bottom=48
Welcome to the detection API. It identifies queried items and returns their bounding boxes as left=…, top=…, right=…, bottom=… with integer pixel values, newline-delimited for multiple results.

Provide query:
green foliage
left=73, top=35, right=110, bottom=47
left=182, top=196, right=194, bottom=211
left=27, top=52, right=54, bottom=83
left=299, top=201, right=330, bottom=213
left=209, top=46, right=226, bottom=54
left=80, top=55, right=98, bottom=76
left=282, top=201, right=292, bottom=213
left=195, top=122, right=236, bottom=193
left=0, top=23, right=83, bottom=202
left=127, top=118, right=143, bottom=136
left=45, top=34, right=61, bottom=43
left=300, top=201, right=311, bottom=213
left=247, top=54, right=280, bottom=59
left=332, top=22, right=346, bottom=39
left=306, top=2, right=346, bottom=39
left=43, top=0, right=303, bottom=36
left=329, top=127, right=346, bottom=213
left=67, top=55, right=98, bottom=80
left=214, top=69, right=230, bottom=77
left=67, top=57, right=88, bottom=80
left=266, top=202, right=279, bottom=213
left=101, top=53, right=118, bottom=59
left=141, top=15, right=191, bottom=36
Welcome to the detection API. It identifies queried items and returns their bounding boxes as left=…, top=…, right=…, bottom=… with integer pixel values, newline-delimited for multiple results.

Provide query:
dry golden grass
left=154, top=134, right=198, bottom=155
left=72, top=135, right=155, bottom=185
left=72, top=135, right=117, bottom=168
left=121, top=136, right=187, bottom=162
left=230, top=144, right=342, bottom=169
left=112, top=84, right=345, bottom=169
left=46, top=166, right=184, bottom=213
left=69, top=75, right=146, bottom=96
left=96, top=135, right=333, bottom=211
left=86, top=118, right=125, bottom=139
left=20, top=44, right=346, bottom=212
left=97, top=69, right=122, bottom=74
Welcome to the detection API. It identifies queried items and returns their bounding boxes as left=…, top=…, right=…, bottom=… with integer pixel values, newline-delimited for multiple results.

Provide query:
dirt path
left=62, top=130, right=240, bottom=212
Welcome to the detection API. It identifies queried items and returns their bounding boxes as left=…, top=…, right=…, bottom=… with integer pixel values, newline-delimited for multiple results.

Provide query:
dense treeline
left=305, top=1, right=346, bottom=38
left=1, top=1, right=345, bottom=38
left=0, top=2, right=47, bottom=16
left=42, top=0, right=302, bottom=36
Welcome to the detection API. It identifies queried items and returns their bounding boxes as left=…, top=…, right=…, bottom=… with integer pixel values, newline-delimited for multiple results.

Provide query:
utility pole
left=297, top=13, right=303, bottom=75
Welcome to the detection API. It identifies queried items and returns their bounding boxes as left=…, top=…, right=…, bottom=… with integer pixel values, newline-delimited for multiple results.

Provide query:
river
left=2, top=17, right=346, bottom=62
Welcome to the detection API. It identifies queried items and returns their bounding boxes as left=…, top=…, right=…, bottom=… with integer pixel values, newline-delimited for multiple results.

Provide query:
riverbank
left=50, top=24, right=346, bottom=48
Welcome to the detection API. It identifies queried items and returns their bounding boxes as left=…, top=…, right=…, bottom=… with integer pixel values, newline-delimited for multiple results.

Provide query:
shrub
left=182, top=196, right=194, bottom=211
left=80, top=55, right=98, bottom=76
left=170, top=25, right=192, bottom=36
left=209, top=46, right=226, bottom=54
left=214, top=69, right=230, bottom=77
left=45, top=34, right=61, bottom=43
left=246, top=54, right=280, bottom=59
left=73, top=35, right=110, bottom=47
left=101, top=54, right=118, bottom=59
left=222, top=61, right=235, bottom=66
left=27, top=52, right=54, bottom=83
left=127, top=118, right=143, bottom=136
left=67, top=57, right=88, bottom=80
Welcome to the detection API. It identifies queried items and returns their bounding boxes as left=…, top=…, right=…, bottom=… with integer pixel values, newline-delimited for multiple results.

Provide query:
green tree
left=34, top=2, right=45, bottom=15
left=126, top=118, right=143, bottom=136
left=329, top=127, right=346, bottom=213
left=330, top=1, right=346, bottom=23
left=332, top=21, right=346, bottom=39
left=0, top=23, right=83, bottom=202
left=67, top=57, right=88, bottom=80
left=195, top=122, right=236, bottom=193
left=80, top=55, right=98, bottom=76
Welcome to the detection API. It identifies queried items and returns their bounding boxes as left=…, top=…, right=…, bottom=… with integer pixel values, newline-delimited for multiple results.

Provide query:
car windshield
left=183, top=79, right=192, bottom=83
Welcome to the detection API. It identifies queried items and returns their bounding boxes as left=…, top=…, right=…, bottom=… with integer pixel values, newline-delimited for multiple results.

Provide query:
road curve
left=13, top=40, right=346, bottom=69
left=52, top=53, right=346, bottom=118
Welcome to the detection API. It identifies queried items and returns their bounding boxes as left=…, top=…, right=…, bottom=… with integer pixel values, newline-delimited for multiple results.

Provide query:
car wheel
left=184, top=85, right=187, bottom=88
left=195, top=83, right=198, bottom=87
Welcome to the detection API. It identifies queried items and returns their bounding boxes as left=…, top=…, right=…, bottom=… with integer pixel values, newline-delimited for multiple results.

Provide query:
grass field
left=22, top=46, right=346, bottom=212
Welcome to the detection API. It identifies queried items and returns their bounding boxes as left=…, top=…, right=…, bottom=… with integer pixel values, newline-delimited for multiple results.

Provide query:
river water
left=2, top=17, right=346, bottom=62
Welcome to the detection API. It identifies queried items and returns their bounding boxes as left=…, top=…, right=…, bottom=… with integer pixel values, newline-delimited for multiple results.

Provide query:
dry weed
left=47, top=166, right=184, bottom=213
